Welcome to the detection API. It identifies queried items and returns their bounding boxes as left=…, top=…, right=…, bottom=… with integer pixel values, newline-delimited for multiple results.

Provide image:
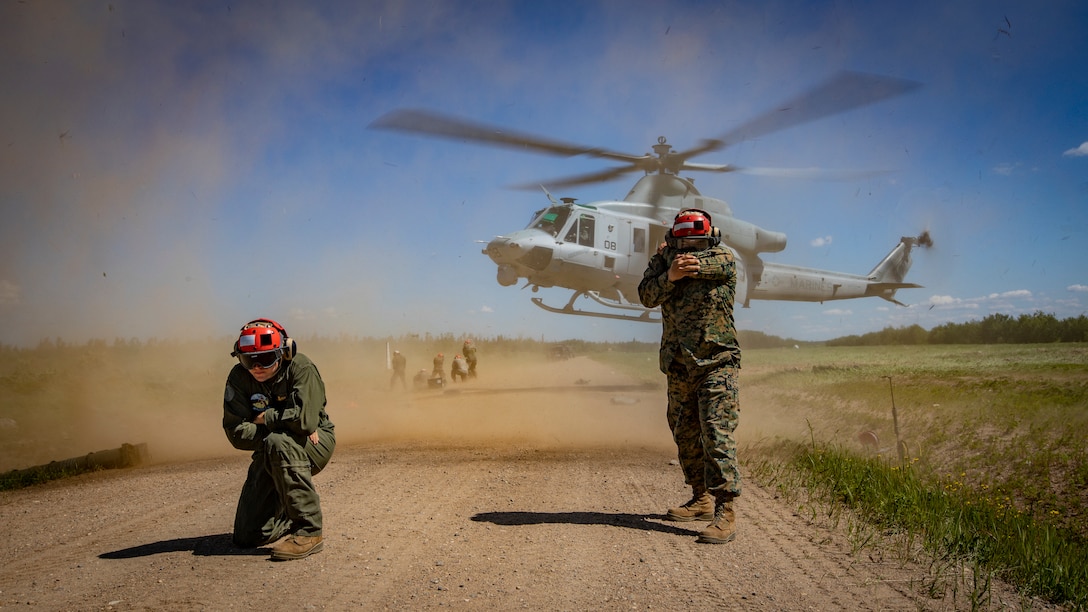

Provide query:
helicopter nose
left=484, top=236, right=521, bottom=263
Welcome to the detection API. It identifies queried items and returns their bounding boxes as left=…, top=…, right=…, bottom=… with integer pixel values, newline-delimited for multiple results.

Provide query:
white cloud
left=992, top=162, right=1019, bottom=175
left=928, top=295, right=961, bottom=306
left=1068, top=284, right=1088, bottom=293
left=0, top=280, right=19, bottom=305
left=480, top=305, right=494, bottom=313
left=988, top=289, right=1032, bottom=300
left=823, top=308, right=852, bottom=316
left=1063, top=142, right=1088, bottom=157
left=810, top=235, right=833, bottom=247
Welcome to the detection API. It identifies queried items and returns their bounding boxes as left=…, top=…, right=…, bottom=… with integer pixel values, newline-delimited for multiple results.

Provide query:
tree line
left=826, top=312, right=1088, bottom=346
left=5, top=312, right=1085, bottom=354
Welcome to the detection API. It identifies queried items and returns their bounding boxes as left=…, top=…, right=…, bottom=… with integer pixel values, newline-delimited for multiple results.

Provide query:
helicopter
left=371, top=71, right=932, bottom=323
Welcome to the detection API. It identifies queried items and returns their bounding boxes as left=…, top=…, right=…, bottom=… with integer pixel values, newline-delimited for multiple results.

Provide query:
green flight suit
left=222, top=353, right=336, bottom=547
left=638, top=244, right=742, bottom=498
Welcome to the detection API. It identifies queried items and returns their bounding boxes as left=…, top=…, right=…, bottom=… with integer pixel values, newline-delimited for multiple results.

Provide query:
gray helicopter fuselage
left=483, top=174, right=928, bottom=314
left=483, top=200, right=657, bottom=306
left=482, top=174, right=790, bottom=306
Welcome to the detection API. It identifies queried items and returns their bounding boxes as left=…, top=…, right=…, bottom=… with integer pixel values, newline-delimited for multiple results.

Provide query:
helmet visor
left=238, top=350, right=280, bottom=370
left=677, top=237, right=712, bottom=251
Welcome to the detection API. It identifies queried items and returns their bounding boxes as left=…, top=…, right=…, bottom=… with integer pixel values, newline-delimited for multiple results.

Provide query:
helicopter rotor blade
left=675, top=71, right=921, bottom=161
left=369, top=108, right=645, bottom=164
left=371, top=71, right=920, bottom=189
left=509, top=166, right=638, bottom=191
left=681, top=162, right=892, bottom=181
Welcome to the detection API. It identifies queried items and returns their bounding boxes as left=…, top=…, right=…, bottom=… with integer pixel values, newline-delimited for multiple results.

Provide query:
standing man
left=637, top=210, right=741, bottom=545
left=462, top=338, right=478, bottom=378
left=390, top=349, right=407, bottom=390
left=222, top=318, right=336, bottom=560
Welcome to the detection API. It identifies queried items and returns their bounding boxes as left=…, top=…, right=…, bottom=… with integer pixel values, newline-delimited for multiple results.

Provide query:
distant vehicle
left=548, top=344, right=574, bottom=360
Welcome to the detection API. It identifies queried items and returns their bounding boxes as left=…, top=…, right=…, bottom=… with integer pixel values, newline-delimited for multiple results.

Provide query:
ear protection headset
left=231, top=318, right=297, bottom=362
left=665, top=208, right=721, bottom=250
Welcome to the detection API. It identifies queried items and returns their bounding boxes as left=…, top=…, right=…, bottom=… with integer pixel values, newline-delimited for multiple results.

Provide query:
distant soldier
left=390, top=350, right=407, bottom=391
left=462, top=339, right=478, bottom=378
left=450, top=354, right=469, bottom=382
left=413, top=369, right=429, bottom=390
left=432, top=353, right=445, bottom=377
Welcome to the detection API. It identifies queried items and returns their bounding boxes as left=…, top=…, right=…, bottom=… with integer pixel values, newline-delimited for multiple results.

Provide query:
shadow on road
left=99, top=533, right=268, bottom=559
left=471, top=511, right=695, bottom=536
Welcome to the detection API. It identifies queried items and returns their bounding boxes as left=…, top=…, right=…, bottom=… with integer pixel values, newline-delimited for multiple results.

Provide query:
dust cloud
left=322, top=353, right=674, bottom=454
left=0, top=349, right=680, bottom=474
left=3, top=339, right=813, bottom=477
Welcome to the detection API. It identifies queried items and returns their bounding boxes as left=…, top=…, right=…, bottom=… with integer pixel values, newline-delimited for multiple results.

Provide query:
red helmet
left=232, top=319, right=294, bottom=369
left=672, top=210, right=713, bottom=237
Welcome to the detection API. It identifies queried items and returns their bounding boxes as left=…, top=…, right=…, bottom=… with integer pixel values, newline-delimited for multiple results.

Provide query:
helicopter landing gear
left=531, top=291, right=661, bottom=323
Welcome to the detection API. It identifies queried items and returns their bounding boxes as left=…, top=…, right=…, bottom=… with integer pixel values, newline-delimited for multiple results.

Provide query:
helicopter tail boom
left=746, top=231, right=932, bottom=306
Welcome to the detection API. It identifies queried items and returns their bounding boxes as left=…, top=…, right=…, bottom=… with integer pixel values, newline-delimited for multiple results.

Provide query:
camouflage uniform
left=450, top=355, right=469, bottom=382
left=222, top=353, right=336, bottom=547
left=638, top=244, right=741, bottom=499
left=462, top=341, right=477, bottom=377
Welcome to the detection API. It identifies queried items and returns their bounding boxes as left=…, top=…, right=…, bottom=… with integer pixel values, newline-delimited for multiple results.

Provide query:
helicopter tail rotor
left=914, top=230, right=934, bottom=249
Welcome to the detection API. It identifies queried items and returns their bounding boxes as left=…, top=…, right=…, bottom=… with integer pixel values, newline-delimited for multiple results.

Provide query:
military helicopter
left=371, top=71, right=932, bottom=322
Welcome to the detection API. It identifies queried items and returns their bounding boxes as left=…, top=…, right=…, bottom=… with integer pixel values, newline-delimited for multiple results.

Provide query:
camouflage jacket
left=637, top=244, right=741, bottom=373
left=222, top=353, right=335, bottom=452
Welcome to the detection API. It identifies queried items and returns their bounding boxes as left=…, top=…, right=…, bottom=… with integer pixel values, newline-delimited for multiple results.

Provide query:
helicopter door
left=564, top=214, right=596, bottom=247
left=624, top=223, right=649, bottom=275
left=562, top=213, right=606, bottom=278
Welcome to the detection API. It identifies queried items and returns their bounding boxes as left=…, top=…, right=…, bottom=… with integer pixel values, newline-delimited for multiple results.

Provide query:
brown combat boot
left=271, top=534, right=324, bottom=560
left=696, top=495, right=736, bottom=544
left=665, top=487, right=715, bottom=522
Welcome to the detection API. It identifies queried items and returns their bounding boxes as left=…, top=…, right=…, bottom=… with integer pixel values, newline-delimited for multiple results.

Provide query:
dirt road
left=0, top=357, right=1034, bottom=610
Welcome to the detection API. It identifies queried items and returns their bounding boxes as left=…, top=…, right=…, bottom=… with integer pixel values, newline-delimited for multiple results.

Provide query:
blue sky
left=1, top=1, right=1086, bottom=346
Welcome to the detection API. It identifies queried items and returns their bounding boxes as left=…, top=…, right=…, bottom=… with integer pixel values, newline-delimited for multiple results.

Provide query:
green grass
left=755, top=441, right=1088, bottom=608
left=0, top=464, right=94, bottom=491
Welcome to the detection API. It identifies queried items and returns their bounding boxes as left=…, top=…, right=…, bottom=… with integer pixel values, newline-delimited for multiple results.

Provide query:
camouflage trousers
left=665, top=359, right=741, bottom=498
left=233, top=428, right=335, bottom=548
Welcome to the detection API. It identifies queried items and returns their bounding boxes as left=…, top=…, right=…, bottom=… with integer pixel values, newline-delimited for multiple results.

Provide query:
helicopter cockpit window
left=530, top=207, right=569, bottom=237
left=564, top=214, right=595, bottom=247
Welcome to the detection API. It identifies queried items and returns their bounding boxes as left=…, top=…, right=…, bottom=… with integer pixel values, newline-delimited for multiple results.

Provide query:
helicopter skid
left=531, top=292, right=661, bottom=323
